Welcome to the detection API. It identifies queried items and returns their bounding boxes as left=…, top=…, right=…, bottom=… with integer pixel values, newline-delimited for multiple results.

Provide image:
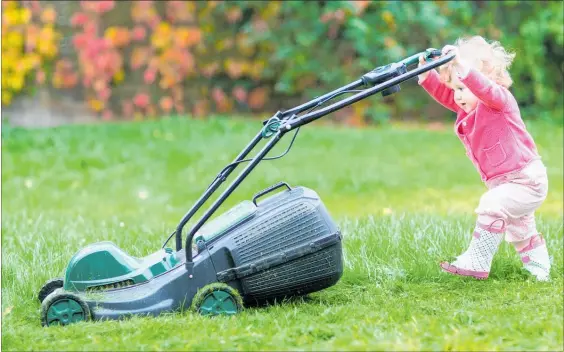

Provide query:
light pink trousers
left=475, top=159, right=549, bottom=243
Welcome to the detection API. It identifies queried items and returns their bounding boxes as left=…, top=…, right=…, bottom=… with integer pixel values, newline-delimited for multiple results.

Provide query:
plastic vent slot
left=86, top=279, right=135, bottom=292
left=234, top=203, right=329, bottom=265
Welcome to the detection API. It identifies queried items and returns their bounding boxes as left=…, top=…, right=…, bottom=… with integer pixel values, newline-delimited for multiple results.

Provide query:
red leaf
left=84, top=21, right=98, bottom=36
left=133, top=93, right=150, bottom=108
left=97, top=0, right=115, bottom=13
left=248, top=87, right=269, bottom=110
left=72, top=34, right=89, bottom=50
left=131, top=26, right=146, bottom=41
left=232, top=86, right=247, bottom=103
left=102, top=109, right=113, bottom=120
left=71, top=12, right=89, bottom=27
left=143, top=69, right=156, bottom=84
left=98, top=87, right=111, bottom=101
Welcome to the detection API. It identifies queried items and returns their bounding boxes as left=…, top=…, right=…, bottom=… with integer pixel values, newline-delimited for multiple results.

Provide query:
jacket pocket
left=484, top=141, right=507, bottom=167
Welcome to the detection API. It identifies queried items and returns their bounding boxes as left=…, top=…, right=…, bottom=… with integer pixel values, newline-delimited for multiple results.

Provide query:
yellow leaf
left=2, top=1, right=18, bottom=10
left=2, top=8, right=19, bottom=26
left=2, top=91, right=13, bottom=105
left=113, top=70, right=125, bottom=83
left=6, top=32, right=23, bottom=49
left=10, top=75, right=24, bottom=91
left=88, top=99, right=104, bottom=112
left=20, top=8, right=31, bottom=24
left=105, top=27, right=117, bottom=41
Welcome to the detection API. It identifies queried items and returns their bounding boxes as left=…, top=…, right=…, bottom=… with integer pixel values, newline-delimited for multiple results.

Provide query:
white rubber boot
left=517, top=234, right=551, bottom=282
left=440, top=226, right=504, bottom=279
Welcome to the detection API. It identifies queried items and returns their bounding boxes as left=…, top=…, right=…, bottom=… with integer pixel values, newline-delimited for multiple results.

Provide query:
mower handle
left=279, top=48, right=443, bottom=118
left=400, top=48, right=443, bottom=67
left=281, top=51, right=455, bottom=130
left=178, top=49, right=455, bottom=266
left=252, top=181, right=292, bottom=206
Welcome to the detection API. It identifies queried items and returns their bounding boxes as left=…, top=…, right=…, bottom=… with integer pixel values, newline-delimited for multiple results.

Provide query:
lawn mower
left=38, top=48, right=454, bottom=327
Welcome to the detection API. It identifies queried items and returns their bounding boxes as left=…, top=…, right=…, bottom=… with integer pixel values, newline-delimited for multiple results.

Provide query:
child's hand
left=442, top=45, right=470, bottom=77
left=417, top=54, right=436, bottom=81
left=441, top=45, right=460, bottom=64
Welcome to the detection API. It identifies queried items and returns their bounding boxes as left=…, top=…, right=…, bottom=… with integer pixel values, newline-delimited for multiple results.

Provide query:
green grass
left=2, top=116, right=563, bottom=351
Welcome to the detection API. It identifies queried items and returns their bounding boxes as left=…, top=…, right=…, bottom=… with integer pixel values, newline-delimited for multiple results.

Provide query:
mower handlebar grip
left=252, top=182, right=292, bottom=206
left=425, top=48, right=442, bottom=62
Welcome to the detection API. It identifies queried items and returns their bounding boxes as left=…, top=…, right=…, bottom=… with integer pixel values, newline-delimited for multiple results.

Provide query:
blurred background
left=1, top=0, right=563, bottom=128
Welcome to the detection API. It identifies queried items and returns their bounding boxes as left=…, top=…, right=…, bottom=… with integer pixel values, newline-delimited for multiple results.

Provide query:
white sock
left=517, top=235, right=551, bottom=282
left=452, top=226, right=504, bottom=272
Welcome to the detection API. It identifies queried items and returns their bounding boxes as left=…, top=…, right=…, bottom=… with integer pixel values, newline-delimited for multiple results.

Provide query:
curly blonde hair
left=439, top=35, right=516, bottom=88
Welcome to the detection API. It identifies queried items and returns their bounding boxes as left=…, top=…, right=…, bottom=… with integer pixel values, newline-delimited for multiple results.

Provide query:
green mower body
left=63, top=242, right=180, bottom=292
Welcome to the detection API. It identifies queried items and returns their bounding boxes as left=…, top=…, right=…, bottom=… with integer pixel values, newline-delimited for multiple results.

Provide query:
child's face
left=448, top=72, right=478, bottom=113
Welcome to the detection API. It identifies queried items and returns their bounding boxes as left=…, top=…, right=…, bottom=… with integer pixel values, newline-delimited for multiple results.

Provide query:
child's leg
left=440, top=188, right=507, bottom=280
left=440, top=221, right=504, bottom=279
left=441, top=170, right=547, bottom=279
left=506, top=214, right=551, bottom=281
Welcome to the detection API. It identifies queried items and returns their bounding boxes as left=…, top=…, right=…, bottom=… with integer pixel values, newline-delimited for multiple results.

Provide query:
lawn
left=1, top=116, right=563, bottom=351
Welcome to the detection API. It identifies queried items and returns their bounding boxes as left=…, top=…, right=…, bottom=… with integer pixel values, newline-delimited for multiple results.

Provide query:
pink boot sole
left=440, top=262, right=489, bottom=280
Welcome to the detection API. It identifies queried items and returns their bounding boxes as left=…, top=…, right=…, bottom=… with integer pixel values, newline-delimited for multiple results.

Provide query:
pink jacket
left=419, top=68, right=540, bottom=182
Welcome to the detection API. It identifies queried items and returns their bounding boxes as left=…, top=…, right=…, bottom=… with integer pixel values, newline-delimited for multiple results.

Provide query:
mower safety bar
left=176, top=50, right=455, bottom=265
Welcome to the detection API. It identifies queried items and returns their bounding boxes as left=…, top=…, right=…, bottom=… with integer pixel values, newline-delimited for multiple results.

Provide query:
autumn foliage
left=2, top=1, right=562, bottom=124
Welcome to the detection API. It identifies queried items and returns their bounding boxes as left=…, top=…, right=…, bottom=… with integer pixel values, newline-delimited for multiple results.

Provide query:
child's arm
left=457, top=67, right=510, bottom=111
left=418, top=70, right=460, bottom=113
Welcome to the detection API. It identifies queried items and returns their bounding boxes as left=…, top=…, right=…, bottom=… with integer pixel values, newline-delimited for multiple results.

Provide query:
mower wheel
left=191, top=282, right=244, bottom=316
left=41, top=291, right=91, bottom=327
left=38, top=277, right=64, bottom=303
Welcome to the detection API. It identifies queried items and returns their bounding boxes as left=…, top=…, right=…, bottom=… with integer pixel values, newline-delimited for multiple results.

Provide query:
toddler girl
left=417, top=36, right=551, bottom=281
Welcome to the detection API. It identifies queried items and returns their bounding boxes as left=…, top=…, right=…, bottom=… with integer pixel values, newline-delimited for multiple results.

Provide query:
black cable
left=161, top=88, right=365, bottom=249
left=162, top=230, right=176, bottom=249
left=208, top=88, right=365, bottom=187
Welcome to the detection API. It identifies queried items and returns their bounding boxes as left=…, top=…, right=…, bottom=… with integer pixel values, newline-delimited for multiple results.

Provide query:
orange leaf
left=130, top=47, right=151, bottom=70
left=248, top=87, right=269, bottom=110
left=159, top=76, right=176, bottom=90
left=41, top=7, right=57, bottom=24
left=62, top=72, right=79, bottom=88
left=105, top=26, right=130, bottom=48
left=174, top=27, right=202, bottom=48
left=159, top=96, right=174, bottom=112
left=93, top=79, right=106, bottom=92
